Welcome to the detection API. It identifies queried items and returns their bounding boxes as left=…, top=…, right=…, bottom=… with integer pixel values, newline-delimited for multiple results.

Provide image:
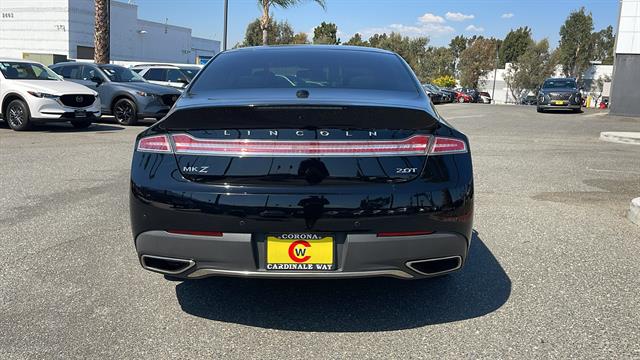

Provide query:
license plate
left=74, top=110, right=87, bottom=118
left=266, top=234, right=334, bottom=271
left=552, top=100, right=566, bottom=105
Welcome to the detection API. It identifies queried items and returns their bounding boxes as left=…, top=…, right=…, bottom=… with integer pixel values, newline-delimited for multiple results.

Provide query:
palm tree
left=259, top=0, right=326, bottom=46
left=94, top=0, right=110, bottom=64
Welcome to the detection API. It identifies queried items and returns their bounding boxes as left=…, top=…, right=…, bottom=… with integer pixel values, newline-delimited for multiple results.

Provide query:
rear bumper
left=135, top=230, right=469, bottom=279
left=537, top=103, right=581, bottom=110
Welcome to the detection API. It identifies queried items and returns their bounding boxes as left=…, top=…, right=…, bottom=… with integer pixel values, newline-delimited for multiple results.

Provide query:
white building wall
left=616, top=0, right=640, bottom=54
left=479, top=64, right=612, bottom=104
left=0, top=0, right=70, bottom=59
left=1, top=0, right=219, bottom=64
left=610, top=0, right=640, bottom=116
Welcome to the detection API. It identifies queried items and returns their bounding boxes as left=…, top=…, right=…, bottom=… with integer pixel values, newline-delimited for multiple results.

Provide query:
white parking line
left=586, top=167, right=640, bottom=175
left=447, top=115, right=486, bottom=120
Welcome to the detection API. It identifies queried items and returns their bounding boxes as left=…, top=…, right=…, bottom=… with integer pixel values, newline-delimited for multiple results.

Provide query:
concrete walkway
left=600, top=131, right=640, bottom=145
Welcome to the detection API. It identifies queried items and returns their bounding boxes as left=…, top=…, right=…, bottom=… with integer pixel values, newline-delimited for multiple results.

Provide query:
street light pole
left=491, top=45, right=499, bottom=104
left=222, top=0, right=228, bottom=51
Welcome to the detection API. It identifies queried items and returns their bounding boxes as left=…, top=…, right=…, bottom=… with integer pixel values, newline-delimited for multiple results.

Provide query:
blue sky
left=132, top=0, right=619, bottom=48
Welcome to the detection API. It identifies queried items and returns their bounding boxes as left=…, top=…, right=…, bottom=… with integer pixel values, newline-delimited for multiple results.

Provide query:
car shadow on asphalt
left=0, top=120, right=125, bottom=132
left=174, top=231, right=511, bottom=332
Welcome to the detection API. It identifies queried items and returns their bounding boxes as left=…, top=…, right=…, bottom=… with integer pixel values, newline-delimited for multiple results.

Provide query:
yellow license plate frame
left=553, top=100, right=567, bottom=105
left=266, top=234, right=334, bottom=270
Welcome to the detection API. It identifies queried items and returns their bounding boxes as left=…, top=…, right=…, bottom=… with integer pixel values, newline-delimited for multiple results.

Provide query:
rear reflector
left=167, top=230, right=223, bottom=237
left=170, top=133, right=430, bottom=157
left=137, top=135, right=171, bottom=153
left=377, top=231, right=434, bottom=237
left=430, top=137, right=467, bottom=154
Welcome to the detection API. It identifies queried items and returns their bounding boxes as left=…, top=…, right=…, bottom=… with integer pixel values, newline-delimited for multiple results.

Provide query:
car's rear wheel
left=71, top=120, right=92, bottom=129
left=572, top=108, right=582, bottom=113
left=6, top=99, right=32, bottom=131
left=113, top=98, right=138, bottom=125
left=536, top=107, right=544, bottom=113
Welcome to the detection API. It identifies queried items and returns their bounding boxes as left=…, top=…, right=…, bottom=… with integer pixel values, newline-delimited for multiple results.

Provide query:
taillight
left=137, top=135, right=172, bottom=153
left=430, top=137, right=467, bottom=155
left=171, top=134, right=430, bottom=157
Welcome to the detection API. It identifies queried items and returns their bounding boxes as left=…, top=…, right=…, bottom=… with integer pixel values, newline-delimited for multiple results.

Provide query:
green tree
left=313, top=22, right=340, bottom=44
left=258, top=0, right=325, bottom=45
left=558, top=7, right=594, bottom=78
left=458, top=38, right=497, bottom=88
left=423, top=46, right=454, bottom=79
left=366, top=32, right=430, bottom=81
left=449, top=35, right=468, bottom=72
left=504, top=39, right=557, bottom=100
left=243, top=18, right=294, bottom=46
left=344, top=33, right=368, bottom=46
left=499, top=26, right=533, bottom=66
left=593, top=25, right=615, bottom=65
left=291, top=32, right=310, bottom=44
left=368, top=33, right=389, bottom=48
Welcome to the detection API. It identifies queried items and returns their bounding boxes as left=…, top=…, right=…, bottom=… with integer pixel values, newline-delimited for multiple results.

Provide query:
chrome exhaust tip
left=406, top=256, right=462, bottom=276
left=140, top=255, right=195, bottom=275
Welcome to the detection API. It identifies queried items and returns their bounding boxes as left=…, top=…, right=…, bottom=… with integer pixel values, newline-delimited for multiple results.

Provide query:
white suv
left=0, top=59, right=101, bottom=131
left=131, top=65, right=191, bottom=90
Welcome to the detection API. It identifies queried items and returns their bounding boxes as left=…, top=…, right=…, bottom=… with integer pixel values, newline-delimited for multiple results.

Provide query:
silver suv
left=50, top=62, right=181, bottom=125
left=131, top=65, right=191, bottom=90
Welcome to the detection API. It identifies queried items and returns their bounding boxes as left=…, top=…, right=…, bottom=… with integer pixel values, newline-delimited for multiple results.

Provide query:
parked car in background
left=422, top=84, right=443, bottom=104
left=455, top=90, right=473, bottom=103
left=519, top=90, right=538, bottom=105
left=478, top=92, right=492, bottom=104
left=536, top=77, right=582, bottom=113
left=176, top=65, right=202, bottom=82
left=131, top=45, right=473, bottom=280
left=437, top=87, right=458, bottom=103
left=430, top=84, right=453, bottom=103
left=423, top=84, right=447, bottom=104
left=0, top=59, right=100, bottom=131
left=131, top=64, right=191, bottom=90
left=50, top=63, right=182, bottom=125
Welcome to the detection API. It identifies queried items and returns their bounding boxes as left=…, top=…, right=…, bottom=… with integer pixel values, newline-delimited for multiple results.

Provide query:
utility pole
left=491, top=45, right=499, bottom=104
left=222, top=0, right=228, bottom=51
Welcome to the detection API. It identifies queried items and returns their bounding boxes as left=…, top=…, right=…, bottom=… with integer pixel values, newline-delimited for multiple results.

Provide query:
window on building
left=145, top=68, right=167, bottom=81
left=77, top=46, right=95, bottom=60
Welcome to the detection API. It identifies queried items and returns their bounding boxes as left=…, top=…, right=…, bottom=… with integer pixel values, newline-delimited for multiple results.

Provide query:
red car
left=455, top=91, right=472, bottom=103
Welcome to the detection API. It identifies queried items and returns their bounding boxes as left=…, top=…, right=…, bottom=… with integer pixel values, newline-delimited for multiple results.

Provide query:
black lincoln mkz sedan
left=130, top=46, right=474, bottom=280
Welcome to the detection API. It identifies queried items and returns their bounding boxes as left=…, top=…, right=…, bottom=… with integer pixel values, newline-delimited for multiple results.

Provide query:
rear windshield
left=189, top=48, right=418, bottom=92
left=543, top=79, right=576, bottom=89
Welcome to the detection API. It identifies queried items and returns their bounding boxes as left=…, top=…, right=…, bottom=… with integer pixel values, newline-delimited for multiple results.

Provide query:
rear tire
left=113, top=98, right=138, bottom=125
left=536, top=107, right=544, bottom=113
left=6, top=99, right=32, bottom=131
left=572, top=108, right=583, bottom=113
left=71, top=120, right=92, bottom=129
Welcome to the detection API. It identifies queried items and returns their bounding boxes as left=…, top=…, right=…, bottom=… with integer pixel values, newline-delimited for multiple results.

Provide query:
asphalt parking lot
left=1, top=104, right=639, bottom=359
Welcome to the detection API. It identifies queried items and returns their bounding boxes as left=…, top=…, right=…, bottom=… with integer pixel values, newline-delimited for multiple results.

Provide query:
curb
left=599, top=132, right=640, bottom=145
left=629, top=197, right=640, bottom=226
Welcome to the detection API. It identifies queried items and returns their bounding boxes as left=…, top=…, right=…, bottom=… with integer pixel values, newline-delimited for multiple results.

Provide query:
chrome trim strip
left=405, top=256, right=462, bottom=276
left=140, top=254, right=196, bottom=275
left=187, top=268, right=414, bottom=279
